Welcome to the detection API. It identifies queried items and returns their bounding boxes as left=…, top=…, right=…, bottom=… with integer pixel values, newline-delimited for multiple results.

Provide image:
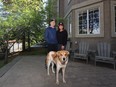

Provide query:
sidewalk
left=0, top=55, right=116, bottom=87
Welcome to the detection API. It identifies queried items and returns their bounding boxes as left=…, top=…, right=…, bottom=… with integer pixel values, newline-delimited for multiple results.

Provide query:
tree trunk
left=22, top=31, right=26, bottom=51
left=27, top=30, right=31, bottom=51
left=4, top=40, right=8, bottom=64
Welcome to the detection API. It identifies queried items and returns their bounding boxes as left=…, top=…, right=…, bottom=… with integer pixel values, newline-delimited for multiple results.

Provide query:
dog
left=45, top=50, right=69, bottom=85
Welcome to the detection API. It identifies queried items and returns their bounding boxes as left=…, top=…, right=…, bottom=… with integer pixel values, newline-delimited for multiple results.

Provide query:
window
left=111, top=1, right=116, bottom=37
left=89, top=8, right=100, bottom=34
left=79, top=11, right=87, bottom=34
left=75, top=2, right=104, bottom=37
left=78, top=8, right=100, bottom=34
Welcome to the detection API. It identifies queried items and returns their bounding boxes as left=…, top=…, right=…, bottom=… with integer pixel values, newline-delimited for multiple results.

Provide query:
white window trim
left=67, top=13, right=72, bottom=38
left=75, top=2, right=104, bottom=37
left=68, top=0, right=71, bottom=4
left=111, top=1, right=116, bottom=37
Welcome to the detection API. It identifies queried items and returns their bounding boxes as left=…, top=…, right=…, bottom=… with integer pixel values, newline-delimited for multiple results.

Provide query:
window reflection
left=79, top=12, right=87, bottom=34
left=78, top=8, right=100, bottom=35
left=89, top=8, right=100, bottom=34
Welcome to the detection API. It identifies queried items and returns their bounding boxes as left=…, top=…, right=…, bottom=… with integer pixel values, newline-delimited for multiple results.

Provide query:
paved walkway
left=0, top=56, right=116, bottom=87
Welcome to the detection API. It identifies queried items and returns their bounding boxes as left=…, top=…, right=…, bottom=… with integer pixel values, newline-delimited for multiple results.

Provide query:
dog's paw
left=47, top=73, right=50, bottom=76
left=63, top=80, right=66, bottom=83
left=56, top=81, right=59, bottom=85
left=52, top=71, right=55, bottom=74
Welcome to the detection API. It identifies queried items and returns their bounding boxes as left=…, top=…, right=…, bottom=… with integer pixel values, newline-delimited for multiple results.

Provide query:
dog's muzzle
left=62, top=57, right=68, bottom=65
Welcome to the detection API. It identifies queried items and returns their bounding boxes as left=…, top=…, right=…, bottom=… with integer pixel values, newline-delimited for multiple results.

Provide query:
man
left=44, top=19, right=58, bottom=52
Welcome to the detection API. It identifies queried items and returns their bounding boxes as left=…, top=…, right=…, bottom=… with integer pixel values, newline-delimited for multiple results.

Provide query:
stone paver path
left=0, top=56, right=116, bottom=87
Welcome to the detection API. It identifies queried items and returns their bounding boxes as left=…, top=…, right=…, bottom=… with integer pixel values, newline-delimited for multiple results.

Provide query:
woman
left=56, top=22, right=68, bottom=50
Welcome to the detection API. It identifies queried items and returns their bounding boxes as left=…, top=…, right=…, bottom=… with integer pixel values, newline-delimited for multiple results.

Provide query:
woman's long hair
left=58, top=22, right=64, bottom=31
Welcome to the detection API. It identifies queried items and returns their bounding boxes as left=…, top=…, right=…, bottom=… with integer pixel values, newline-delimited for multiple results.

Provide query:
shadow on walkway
left=0, top=55, right=116, bottom=87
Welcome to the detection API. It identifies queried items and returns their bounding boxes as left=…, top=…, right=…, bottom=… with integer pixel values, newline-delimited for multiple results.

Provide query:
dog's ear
left=65, top=51, right=70, bottom=56
left=56, top=51, right=61, bottom=57
left=52, top=52, right=57, bottom=58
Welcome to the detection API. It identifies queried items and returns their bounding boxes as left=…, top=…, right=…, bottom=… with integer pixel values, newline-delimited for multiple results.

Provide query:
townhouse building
left=56, top=0, right=116, bottom=51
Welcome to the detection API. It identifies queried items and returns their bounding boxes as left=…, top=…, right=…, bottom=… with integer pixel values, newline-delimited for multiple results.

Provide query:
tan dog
left=45, top=50, right=69, bottom=85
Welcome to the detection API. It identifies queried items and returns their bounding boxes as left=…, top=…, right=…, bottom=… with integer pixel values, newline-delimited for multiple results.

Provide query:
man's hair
left=50, top=19, right=55, bottom=22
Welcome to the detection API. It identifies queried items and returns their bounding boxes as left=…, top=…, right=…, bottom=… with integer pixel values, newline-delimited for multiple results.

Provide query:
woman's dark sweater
left=56, top=30, right=68, bottom=46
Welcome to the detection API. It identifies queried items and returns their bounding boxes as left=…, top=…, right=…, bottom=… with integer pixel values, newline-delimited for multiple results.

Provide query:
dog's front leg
left=56, top=65, right=60, bottom=85
left=62, top=67, right=66, bottom=83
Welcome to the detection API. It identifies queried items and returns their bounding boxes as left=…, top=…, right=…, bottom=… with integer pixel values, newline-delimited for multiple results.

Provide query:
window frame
left=67, top=0, right=71, bottom=4
left=67, top=13, right=72, bottom=38
left=111, top=1, right=116, bottom=37
left=75, top=2, right=104, bottom=37
left=78, top=8, right=100, bottom=35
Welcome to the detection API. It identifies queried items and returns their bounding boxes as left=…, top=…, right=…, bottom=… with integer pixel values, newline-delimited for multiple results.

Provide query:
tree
left=45, top=0, right=65, bottom=25
left=0, top=0, right=46, bottom=51
left=0, top=0, right=46, bottom=63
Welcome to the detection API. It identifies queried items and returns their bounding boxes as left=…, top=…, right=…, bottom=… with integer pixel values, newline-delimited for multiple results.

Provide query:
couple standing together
left=44, top=19, right=68, bottom=52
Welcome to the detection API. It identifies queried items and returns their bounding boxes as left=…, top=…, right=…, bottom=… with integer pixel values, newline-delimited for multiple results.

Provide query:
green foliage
left=45, top=0, right=57, bottom=23
left=45, top=0, right=65, bottom=24
left=0, top=0, right=46, bottom=45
